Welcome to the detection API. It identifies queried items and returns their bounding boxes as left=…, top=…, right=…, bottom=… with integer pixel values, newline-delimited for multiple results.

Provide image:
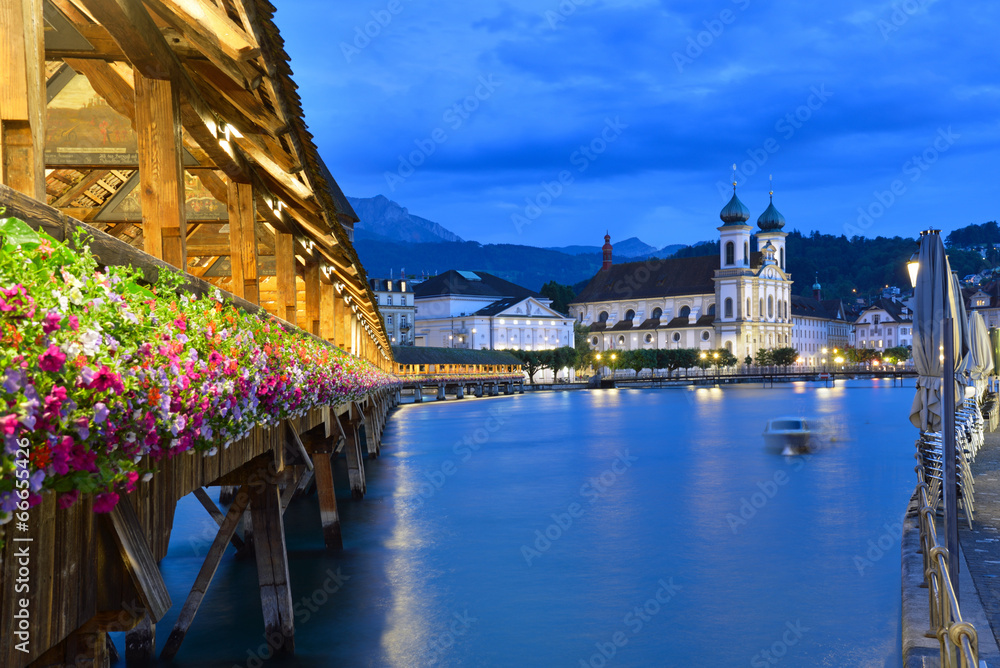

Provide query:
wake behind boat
left=763, top=417, right=811, bottom=455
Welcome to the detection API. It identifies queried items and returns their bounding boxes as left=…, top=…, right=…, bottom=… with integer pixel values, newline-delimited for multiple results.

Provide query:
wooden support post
left=249, top=481, right=295, bottom=655
left=227, top=180, right=259, bottom=304
left=193, top=487, right=246, bottom=552
left=438, top=384, right=446, bottom=401
left=125, top=613, right=155, bottom=666
left=319, top=277, right=336, bottom=342
left=333, top=290, right=348, bottom=350
left=312, top=453, right=343, bottom=550
left=274, top=231, right=296, bottom=322
left=339, top=412, right=366, bottom=499
left=160, top=485, right=250, bottom=661
left=134, top=70, right=186, bottom=269
left=304, top=261, right=320, bottom=336
left=0, top=0, right=44, bottom=199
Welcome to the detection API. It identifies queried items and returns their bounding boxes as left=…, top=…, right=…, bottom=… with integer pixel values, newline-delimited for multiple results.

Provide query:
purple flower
left=39, top=345, right=66, bottom=373
left=29, top=470, right=44, bottom=492
left=3, top=369, right=25, bottom=393
left=94, top=402, right=109, bottom=424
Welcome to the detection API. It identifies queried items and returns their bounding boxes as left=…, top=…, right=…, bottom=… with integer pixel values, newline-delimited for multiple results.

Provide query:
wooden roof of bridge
left=34, top=0, right=391, bottom=357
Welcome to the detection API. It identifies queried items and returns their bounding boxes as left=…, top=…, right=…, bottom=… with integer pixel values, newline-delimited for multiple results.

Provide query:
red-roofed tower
left=602, top=232, right=613, bottom=270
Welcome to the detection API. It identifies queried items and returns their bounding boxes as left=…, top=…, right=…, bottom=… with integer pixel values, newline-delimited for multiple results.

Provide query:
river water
left=128, top=380, right=918, bottom=667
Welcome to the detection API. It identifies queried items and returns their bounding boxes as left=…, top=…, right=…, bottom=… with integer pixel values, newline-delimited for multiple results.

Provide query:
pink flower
left=43, top=312, right=62, bottom=334
left=67, top=315, right=79, bottom=331
left=174, top=316, right=187, bottom=332
left=0, top=414, right=18, bottom=436
left=93, top=491, right=119, bottom=513
left=86, top=366, right=124, bottom=393
left=39, top=345, right=66, bottom=372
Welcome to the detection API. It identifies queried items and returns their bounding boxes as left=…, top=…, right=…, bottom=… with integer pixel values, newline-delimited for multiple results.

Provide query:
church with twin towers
left=568, top=184, right=793, bottom=361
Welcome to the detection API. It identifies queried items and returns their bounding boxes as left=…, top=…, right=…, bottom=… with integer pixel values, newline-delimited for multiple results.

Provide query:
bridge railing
left=914, top=463, right=980, bottom=668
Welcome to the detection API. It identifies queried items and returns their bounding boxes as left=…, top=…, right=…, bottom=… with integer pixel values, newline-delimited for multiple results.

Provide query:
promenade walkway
left=960, top=429, right=1000, bottom=665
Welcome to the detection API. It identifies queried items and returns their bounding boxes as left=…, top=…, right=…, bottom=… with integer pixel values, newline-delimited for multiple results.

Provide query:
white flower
left=80, top=329, right=102, bottom=357
left=141, top=473, right=153, bottom=482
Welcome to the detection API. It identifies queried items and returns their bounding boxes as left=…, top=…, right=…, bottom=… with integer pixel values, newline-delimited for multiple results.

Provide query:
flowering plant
left=0, top=213, right=397, bottom=520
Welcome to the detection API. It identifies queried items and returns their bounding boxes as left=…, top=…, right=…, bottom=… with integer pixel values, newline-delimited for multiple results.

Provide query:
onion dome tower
left=756, top=177, right=788, bottom=271
left=601, top=231, right=613, bottom=271
left=718, top=168, right=752, bottom=268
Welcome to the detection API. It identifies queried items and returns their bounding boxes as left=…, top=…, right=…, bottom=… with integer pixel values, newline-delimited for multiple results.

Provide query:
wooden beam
left=312, top=453, right=342, bottom=551
left=104, top=498, right=172, bottom=621
left=160, top=484, right=250, bottom=661
left=192, top=487, right=246, bottom=552
left=249, top=480, right=295, bottom=655
left=0, top=0, right=45, bottom=199
left=145, top=0, right=260, bottom=63
left=303, top=261, right=320, bottom=336
left=319, top=277, right=336, bottom=343
left=274, top=231, right=296, bottom=322
left=338, top=411, right=365, bottom=499
left=135, top=69, right=187, bottom=268
left=227, top=179, right=258, bottom=303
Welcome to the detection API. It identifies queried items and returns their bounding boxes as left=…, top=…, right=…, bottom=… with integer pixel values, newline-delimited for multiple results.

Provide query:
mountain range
left=347, top=195, right=685, bottom=289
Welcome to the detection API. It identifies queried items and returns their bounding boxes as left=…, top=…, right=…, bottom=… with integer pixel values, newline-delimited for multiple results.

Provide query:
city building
left=412, top=270, right=574, bottom=351
left=368, top=278, right=416, bottom=345
left=568, top=186, right=793, bottom=360
left=853, top=298, right=914, bottom=351
left=790, top=279, right=850, bottom=365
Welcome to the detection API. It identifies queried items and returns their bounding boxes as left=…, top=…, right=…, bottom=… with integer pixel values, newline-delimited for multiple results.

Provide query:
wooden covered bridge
left=393, top=346, right=526, bottom=401
left=0, top=0, right=459, bottom=665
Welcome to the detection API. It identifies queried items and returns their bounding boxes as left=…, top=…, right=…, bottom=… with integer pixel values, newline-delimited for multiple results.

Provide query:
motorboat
left=763, top=417, right=811, bottom=455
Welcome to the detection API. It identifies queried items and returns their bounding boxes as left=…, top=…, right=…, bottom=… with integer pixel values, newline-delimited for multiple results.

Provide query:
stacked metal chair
left=915, top=397, right=985, bottom=528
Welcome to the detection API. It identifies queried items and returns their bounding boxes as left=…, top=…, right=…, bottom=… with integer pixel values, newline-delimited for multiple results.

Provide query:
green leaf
left=122, top=280, right=156, bottom=300
left=0, top=216, right=40, bottom=248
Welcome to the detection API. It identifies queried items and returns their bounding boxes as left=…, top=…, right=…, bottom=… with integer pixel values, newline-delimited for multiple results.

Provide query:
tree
left=714, top=349, right=738, bottom=368
left=845, top=346, right=880, bottom=364
left=622, top=349, right=657, bottom=375
left=573, top=321, right=590, bottom=350
left=882, top=346, right=911, bottom=364
left=755, top=348, right=774, bottom=366
left=551, top=346, right=577, bottom=378
left=744, top=355, right=753, bottom=367
left=540, top=281, right=576, bottom=314
left=771, top=347, right=799, bottom=369
left=657, top=348, right=700, bottom=378
left=511, top=350, right=549, bottom=383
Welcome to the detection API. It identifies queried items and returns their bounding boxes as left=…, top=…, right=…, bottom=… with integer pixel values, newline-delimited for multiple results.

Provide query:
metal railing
left=914, top=463, right=980, bottom=668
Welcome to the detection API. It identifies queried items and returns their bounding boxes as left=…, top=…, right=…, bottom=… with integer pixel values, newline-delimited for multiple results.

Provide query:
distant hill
left=348, top=195, right=464, bottom=244
left=352, top=239, right=602, bottom=291
left=547, top=237, right=685, bottom=259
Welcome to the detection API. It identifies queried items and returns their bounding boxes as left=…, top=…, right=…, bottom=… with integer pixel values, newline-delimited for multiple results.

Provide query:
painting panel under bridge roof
left=45, top=68, right=138, bottom=167
left=94, top=172, right=229, bottom=223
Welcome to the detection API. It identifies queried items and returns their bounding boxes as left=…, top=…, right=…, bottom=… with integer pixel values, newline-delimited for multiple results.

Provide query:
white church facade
left=568, top=187, right=794, bottom=361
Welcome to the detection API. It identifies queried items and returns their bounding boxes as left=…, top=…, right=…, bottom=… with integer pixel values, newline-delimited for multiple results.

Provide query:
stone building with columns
left=568, top=189, right=794, bottom=361
left=412, top=269, right=574, bottom=352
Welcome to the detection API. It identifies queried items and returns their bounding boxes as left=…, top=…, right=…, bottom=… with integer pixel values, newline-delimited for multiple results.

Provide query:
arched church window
left=599, top=311, right=609, bottom=323
left=652, top=307, right=662, bottom=320
left=707, top=303, right=716, bottom=316
left=767, top=296, right=774, bottom=319
left=744, top=242, right=749, bottom=264
left=780, top=248, right=784, bottom=269
left=725, top=241, right=735, bottom=265
left=624, top=309, right=635, bottom=321
left=759, top=299, right=764, bottom=318
left=726, top=341, right=733, bottom=352
left=747, top=299, right=751, bottom=317
left=724, top=298, right=733, bottom=318
left=679, top=305, right=691, bottom=319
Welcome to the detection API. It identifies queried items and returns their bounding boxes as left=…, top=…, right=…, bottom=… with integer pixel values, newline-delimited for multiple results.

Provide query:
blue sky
left=276, top=0, right=1000, bottom=249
